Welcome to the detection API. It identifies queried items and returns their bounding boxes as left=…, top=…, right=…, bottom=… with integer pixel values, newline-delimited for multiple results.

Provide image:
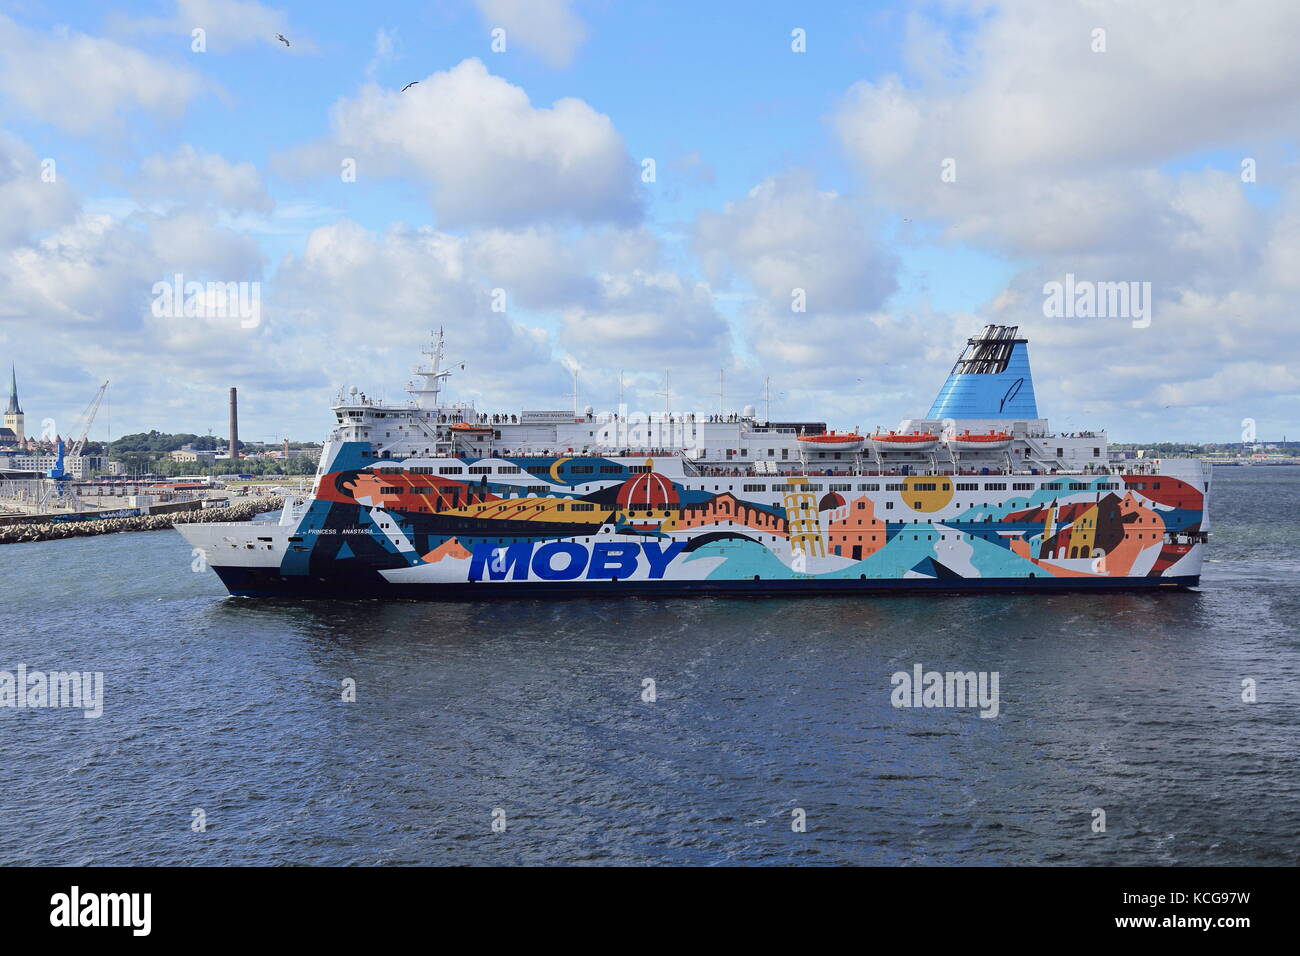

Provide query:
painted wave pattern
left=270, top=445, right=1204, bottom=587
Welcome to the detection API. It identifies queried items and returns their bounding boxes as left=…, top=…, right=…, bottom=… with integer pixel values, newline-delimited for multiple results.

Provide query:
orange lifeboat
left=871, top=431, right=938, bottom=452
left=796, top=431, right=865, bottom=452
left=449, top=422, right=495, bottom=435
left=946, top=429, right=1012, bottom=452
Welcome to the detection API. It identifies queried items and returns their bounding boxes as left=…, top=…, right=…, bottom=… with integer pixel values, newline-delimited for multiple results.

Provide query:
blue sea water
left=1, top=467, right=1297, bottom=865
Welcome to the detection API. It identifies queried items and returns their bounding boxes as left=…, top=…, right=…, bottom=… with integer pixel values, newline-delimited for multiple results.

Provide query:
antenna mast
left=656, top=370, right=671, bottom=420
left=410, top=328, right=456, bottom=410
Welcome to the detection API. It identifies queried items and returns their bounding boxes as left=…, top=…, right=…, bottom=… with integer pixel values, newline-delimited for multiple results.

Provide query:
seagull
left=275, top=34, right=290, bottom=47
left=401, top=81, right=419, bottom=92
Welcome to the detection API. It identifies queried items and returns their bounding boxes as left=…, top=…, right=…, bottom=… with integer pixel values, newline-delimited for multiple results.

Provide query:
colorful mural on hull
left=243, top=454, right=1205, bottom=591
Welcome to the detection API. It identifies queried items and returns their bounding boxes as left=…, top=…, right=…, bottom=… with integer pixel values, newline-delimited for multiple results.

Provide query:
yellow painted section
left=902, top=476, right=954, bottom=513
left=442, top=496, right=611, bottom=524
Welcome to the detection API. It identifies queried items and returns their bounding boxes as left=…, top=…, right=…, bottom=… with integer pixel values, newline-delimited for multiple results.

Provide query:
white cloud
left=0, top=129, right=78, bottom=247
left=271, top=219, right=555, bottom=385
left=694, top=171, right=898, bottom=312
left=465, top=227, right=599, bottom=310
left=118, top=0, right=315, bottom=55
left=135, top=145, right=273, bottom=212
left=472, top=0, right=588, bottom=69
left=279, top=58, right=640, bottom=228
left=0, top=14, right=205, bottom=135
left=559, top=270, right=731, bottom=371
left=834, top=0, right=1300, bottom=256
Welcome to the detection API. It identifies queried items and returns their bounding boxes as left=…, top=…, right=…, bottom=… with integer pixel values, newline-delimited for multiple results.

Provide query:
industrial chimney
left=228, top=387, right=239, bottom=459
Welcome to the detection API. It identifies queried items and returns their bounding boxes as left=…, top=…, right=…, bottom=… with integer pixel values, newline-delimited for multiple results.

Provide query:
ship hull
left=177, top=458, right=1208, bottom=600
left=209, top=563, right=1200, bottom=599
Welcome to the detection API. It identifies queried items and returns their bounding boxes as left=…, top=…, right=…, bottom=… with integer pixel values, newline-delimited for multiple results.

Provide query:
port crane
left=48, top=380, right=109, bottom=480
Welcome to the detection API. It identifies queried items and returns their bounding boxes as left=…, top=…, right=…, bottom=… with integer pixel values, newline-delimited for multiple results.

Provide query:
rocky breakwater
left=0, top=497, right=285, bottom=545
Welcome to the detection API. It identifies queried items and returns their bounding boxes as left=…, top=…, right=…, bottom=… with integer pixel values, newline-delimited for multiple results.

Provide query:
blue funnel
left=927, top=326, right=1039, bottom=420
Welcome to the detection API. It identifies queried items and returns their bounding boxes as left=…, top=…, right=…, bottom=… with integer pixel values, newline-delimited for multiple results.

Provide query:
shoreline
left=0, top=497, right=284, bottom=545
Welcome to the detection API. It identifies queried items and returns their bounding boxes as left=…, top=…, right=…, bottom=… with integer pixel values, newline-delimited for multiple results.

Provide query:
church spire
left=5, top=364, right=19, bottom=415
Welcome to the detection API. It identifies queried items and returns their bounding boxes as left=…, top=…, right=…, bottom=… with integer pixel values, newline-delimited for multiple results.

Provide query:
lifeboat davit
left=797, top=431, right=865, bottom=452
left=946, top=430, right=1012, bottom=452
left=871, top=431, right=939, bottom=452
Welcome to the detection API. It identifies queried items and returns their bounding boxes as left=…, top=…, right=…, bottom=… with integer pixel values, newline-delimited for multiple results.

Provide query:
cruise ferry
left=177, top=325, right=1209, bottom=597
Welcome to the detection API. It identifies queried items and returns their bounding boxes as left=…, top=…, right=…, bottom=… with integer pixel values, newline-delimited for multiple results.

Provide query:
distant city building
left=169, top=445, right=219, bottom=464
left=0, top=452, right=105, bottom=478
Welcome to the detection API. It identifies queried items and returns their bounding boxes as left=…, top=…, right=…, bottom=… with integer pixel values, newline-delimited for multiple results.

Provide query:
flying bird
left=275, top=34, right=290, bottom=47
left=401, top=81, right=419, bottom=92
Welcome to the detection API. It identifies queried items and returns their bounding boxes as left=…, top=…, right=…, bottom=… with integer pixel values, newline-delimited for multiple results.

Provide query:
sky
left=1, top=0, right=1298, bottom=447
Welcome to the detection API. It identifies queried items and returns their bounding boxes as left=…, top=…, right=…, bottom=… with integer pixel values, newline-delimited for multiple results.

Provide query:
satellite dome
left=584, top=404, right=594, bottom=415
left=742, top=404, right=756, bottom=418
